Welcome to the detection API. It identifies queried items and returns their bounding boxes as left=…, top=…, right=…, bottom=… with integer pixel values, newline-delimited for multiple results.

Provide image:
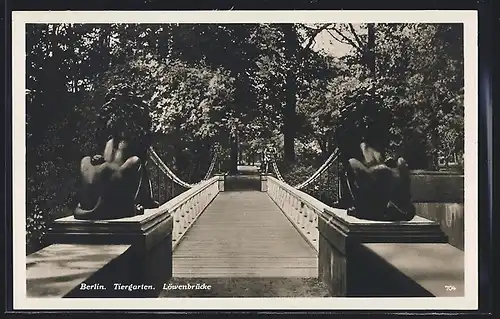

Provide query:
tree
left=318, top=23, right=464, bottom=169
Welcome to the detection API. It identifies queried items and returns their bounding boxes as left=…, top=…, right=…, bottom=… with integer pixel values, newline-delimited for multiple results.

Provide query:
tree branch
left=326, top=26, right=364, bottom=56
left=325, top=30, right=350, bottom=45
left=326, top=30, right=363, bottom=57
left=348, top=23, right=365, bottom=50
left=301, top=23, right=333, bottom=51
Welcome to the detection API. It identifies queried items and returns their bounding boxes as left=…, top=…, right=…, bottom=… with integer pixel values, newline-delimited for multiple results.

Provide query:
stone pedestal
left=215, top=173, right=226, bottom=192
left=46, top=207, right=173, bottom=298
left=410, top=170, right=464, bottom=203
left=260, top=173, right=268, bottom=192
left=318, top=207, right=447, bottom=297
left=410, top=171, right=465, bottom=250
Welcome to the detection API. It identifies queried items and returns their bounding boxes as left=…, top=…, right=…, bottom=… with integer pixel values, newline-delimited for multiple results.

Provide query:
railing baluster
left=149, top=164, right=156, bottom=202
left=267, top=176, right=323, bottom=253
left=189, top=199, right=194, bottom=223
left=299, top=202, right=305, bottom=229
left=172, top=181, right=177, bottom=200
left=174, top=207, right=180, bottom=241
left=181, top=201, right=187, bottom=229
left=297, top=198, right=303, bottom=226
left=162, top=175, right=167, bottom=204
left=178, top=204, right=184, bottom=235
left=170, top=178, right=175, bottom=202
left=157, top=165, right=162, bottom=204
left=284, top=192, right=289, bottom=214
left=292, top=194, right=297, bottom=221
left=189, top=198, right=194, bottom=222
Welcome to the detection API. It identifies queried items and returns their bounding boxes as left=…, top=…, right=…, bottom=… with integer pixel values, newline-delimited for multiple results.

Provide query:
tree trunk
left=366, top=23, right=378, bottom=135
left=229, top=134, right=238, bottom=174
left=428, top=110, right=440, bottom=170
left=366, top=23, right=376, bottom=78
left=282, top=24, right=299, bottom=163
left=283, top=85, right=296, bottom=163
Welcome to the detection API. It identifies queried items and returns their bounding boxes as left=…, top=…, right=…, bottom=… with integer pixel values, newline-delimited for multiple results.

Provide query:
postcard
left=12, top=9, right=478, bottom=311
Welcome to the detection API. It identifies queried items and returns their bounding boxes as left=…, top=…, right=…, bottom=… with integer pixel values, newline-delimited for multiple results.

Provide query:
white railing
left=159, top=175, right=220, bottom=250
left=267, top=176, right=328, bottom=253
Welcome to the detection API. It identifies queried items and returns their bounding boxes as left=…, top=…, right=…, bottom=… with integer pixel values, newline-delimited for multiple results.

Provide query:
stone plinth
left=45, top=207, right=173, bottom=298
left=318, top=207, right=447, bottom=297
left=361, top=243, right=464, bottom=297
left=410, top=170, right=464, bottom=203
left=410, top=171, right=464, bottom=250
left=26, top=244, right=131, bottom=298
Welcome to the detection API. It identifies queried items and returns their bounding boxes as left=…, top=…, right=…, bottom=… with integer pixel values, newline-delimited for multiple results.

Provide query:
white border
left=12, top=10, right=479, bottom=311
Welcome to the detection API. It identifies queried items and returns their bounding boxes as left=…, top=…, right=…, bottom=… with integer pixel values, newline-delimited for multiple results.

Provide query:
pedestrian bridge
left=26, top=151, right=466, bottom=299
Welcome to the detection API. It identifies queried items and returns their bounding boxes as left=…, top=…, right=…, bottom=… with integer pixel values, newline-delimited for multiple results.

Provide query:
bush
left=26, top=205, right=47, bottom=254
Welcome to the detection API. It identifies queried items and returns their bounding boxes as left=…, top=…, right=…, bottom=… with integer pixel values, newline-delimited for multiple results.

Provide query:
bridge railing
left=165, top=176, right=219, bottom=249
left=269, top=151, right=465, bottom=252
left=266, top=175, right=322, bottom=253
left=263, top=170, right=465, bottom=298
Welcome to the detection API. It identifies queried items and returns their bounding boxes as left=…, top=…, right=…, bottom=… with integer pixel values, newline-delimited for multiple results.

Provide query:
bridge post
left=317, top=207, right=448, bottom=297
left=45, top=208, right=173, bottom=298
left=215, top=173, right=226, bottom=192
left=260, top=173, right=269, bottom=192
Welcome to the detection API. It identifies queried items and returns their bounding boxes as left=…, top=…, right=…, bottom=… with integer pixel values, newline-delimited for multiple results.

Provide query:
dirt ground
left=160, top=277, right=330, bottom=298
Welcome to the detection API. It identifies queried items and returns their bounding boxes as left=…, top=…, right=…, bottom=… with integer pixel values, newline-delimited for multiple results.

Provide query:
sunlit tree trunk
left=229, top=128, right=239, bottom=174
left=366, top=23, right=376, bottom=79
left=282, top=24, right=299, bottom=163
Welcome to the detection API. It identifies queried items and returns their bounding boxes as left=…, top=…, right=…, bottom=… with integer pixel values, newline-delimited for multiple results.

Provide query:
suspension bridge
left=26, top=145, right=465, bottom=299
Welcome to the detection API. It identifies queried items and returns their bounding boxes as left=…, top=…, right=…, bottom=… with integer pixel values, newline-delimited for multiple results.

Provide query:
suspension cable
left=147, top=146, right=218, bottom=189
left=270, top=148, right=340, bottom=190
left=271, top=160, right=285, bottom=182
left=203, top=152, right=218, bottom=180
left=294, top=148, right=339, bottom=189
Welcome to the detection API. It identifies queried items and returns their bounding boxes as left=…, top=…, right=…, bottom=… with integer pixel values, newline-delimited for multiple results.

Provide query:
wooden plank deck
left=172, top=190, right=318, bottom=278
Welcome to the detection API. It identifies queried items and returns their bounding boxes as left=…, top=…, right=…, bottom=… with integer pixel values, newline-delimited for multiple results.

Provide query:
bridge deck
left=172, top=190, right=318, bottom=278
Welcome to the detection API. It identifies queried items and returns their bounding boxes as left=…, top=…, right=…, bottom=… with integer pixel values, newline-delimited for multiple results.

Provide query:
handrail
left=162, top=176, right=218, bottom=213
left=268, top=175, right=329, bottom=213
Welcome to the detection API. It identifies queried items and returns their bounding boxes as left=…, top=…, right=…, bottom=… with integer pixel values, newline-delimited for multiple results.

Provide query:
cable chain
left=269, top=148, right=340, bottom=190
left=148, top=146, right=218, bottom=189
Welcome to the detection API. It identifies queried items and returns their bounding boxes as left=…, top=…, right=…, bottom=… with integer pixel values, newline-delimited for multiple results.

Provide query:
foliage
left=295, top=23, right=464, bottom=170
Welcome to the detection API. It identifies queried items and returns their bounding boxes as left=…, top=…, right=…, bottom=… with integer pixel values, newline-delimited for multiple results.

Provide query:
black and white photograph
left=12, top=10, right=478, bottom=310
